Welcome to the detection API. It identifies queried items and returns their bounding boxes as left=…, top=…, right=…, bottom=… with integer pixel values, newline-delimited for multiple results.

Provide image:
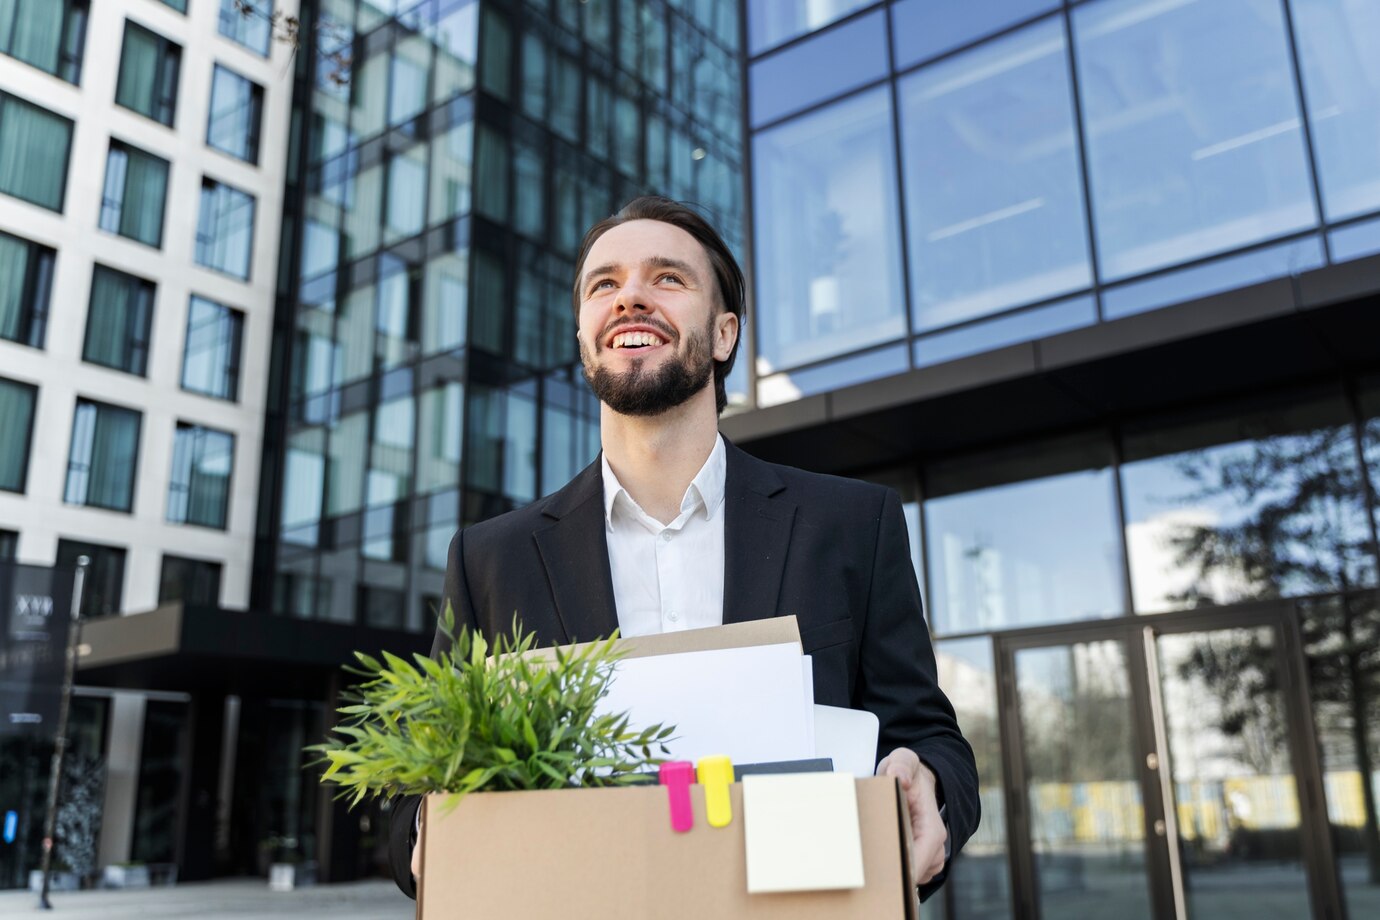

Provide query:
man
left=389, top=196, right=978, bottom=900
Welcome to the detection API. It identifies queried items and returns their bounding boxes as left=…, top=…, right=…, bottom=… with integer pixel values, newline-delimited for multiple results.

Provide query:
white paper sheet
left=814, top=704, right=880, bottom=778
left=742, top=772, right=865, bottom=893
left=597, top=642, right=812, bottom=765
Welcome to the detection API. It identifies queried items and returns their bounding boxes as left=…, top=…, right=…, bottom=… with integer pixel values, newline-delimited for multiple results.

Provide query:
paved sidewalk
left=0, top=878, right=413, bottom=919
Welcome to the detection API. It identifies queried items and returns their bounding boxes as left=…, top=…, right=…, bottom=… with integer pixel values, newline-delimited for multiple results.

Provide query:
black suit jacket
left=389, top=440, right=978, bottom=899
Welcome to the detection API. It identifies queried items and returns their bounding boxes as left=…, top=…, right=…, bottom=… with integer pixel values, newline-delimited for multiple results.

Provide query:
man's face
left=576, top=220, right=737, bottom=416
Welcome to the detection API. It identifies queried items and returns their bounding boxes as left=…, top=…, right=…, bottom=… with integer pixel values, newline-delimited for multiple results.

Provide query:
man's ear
left=714, top=311, right=739, bottom=362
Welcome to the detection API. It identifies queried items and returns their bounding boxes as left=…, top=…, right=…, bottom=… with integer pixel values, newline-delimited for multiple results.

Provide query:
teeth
left=612, top=331, right=664, bottom=348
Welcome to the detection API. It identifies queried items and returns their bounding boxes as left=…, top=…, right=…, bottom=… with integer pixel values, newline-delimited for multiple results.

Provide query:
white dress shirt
left=601, top=434, right=726, bottom=638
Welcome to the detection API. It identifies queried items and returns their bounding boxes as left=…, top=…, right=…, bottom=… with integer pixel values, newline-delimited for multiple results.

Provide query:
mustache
left=598, top=316, right=678, bottom=347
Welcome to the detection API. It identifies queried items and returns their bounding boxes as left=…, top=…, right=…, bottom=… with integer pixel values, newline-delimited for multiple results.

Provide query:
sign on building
left=0, top=562, right=75, bottom=737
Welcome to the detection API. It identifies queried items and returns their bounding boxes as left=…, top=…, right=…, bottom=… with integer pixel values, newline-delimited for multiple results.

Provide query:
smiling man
left=389, top=197, right=978, bottom=901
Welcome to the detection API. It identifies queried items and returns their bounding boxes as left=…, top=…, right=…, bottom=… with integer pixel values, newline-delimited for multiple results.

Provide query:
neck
left=600, top=386, right=719, bottom=525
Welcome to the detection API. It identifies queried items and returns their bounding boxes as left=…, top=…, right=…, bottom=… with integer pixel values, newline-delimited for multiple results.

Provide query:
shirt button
left=660, top=531, right=673, bottom=542
left=667, top=611, right=679, bottom=622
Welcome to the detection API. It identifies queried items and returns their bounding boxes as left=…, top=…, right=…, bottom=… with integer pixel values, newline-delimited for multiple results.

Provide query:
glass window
left=746, top=0, right=872, bottom=55
left=429, top=118, right=472, bottom=227
left=1366, top=383, right=1380, bottom=544
left=749, top=9, right=886, bottom=128
left=466, top=383, right=537, bottom=505
left=892, top=0, right=1057, bottom=71
left=0, top=375, right=37, bottom=493
left=207, top=65, right=263, bottom=164
left=158, top=554, right=222, bottom=606
left=752, top=87, right=906, bottom=372
left=757, top=343, right=909, bottom=408
left=1292, top=0, right=1380, bottom=221
left=0, top=92, right=73, bottom=211
left=168, top=423, right=234, bottom=529
left=83, top=265, right=154, bottom=376
left=1073, top=0, right=1316, bottom=281
left=478, top=6, right=511, bottom=102
left=218, top=0, right=272, bottom=56
left=914, top=295, right=1096, bottom=369
left=0, top=0, right=88, bottom=82
left=0, top=229, right=54, bottom=348
left=327, top=409, right=368, bottom=516
left=100, top=140, right=169, bottom=247
left=422, top=251, right=467, bottom=355
left=195, top=178, right=255, bottom=279
left=1121, top=398, right=1375, bottom=613
left=389, top=37, right=430, bottom=126
left=418, top=382, right=464, bottom=495
left=1330, top=214, right=1380, bottom=263
left=384, top=146, right=427, bottom=243
left=281, top=426, right=324, bottom=543
left=158, top=0, right=187, bottom=12
left=432, top=0, right=478, bottom=104
left=65, top=399, right=141, bottom=512
left=934, top=638, right=1013, bottom=920
left=181, top=296, right=243, bottom=401
left=0, top=529, right=15, bottom=560
left=55, top=538, right=125, bottom=618
left=924, top=446, right=1124, bottom=634
left=899, top=18, right=1090, bottom=333
left=115, top=21, right=180, bottom=126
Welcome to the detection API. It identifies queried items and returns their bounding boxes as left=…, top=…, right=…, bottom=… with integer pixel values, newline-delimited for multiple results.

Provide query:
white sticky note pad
left=742, top=772, right=865, bottom=894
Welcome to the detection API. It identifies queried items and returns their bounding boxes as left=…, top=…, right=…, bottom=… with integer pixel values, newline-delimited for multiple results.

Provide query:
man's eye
left=591, top=279, right=615, bottom=292
left=658, top=274, right=684, bottom=285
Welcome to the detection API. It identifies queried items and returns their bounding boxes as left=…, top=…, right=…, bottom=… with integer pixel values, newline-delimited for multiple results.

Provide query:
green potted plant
left=312, top=607, right=673, bottom=807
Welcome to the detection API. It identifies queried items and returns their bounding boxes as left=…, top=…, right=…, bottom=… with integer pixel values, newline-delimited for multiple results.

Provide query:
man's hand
left=877, top=748, right=947, bottom=885
left=411, top=806, right=423, bottom=881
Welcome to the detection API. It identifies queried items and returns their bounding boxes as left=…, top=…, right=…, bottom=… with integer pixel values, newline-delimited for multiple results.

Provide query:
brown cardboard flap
left=523, top=616, right=802, bottom=665
left=419, top=774, right=908, bottom=919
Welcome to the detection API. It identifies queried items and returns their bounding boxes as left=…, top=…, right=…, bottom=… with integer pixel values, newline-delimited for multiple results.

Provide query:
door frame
left=993, top=600, right=1344, bottom=920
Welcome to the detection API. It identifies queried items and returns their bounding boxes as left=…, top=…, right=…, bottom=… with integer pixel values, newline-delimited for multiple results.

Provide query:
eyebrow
left=581, top=256, right=702, bottom=292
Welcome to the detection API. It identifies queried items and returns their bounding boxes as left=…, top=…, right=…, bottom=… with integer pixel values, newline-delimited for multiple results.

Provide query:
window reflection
left=935, top=638, right=1013, bottom=920
left=1291, top=0, right=1380, bottom=221
left=749, top=10, right=887, bottom=128
left=752, top=88, right=906, bottom=372
left=746, top=0, right=872, bottom=55
left=1073, top=0, right=1316, bottom=280
left=898, top=18, right=1091, bottom=332
left=925, top=468, right=1124, bottom=635
left=891, top=0, right=1059, bottom=71
left=1121, top=408, right=1375, bottom=613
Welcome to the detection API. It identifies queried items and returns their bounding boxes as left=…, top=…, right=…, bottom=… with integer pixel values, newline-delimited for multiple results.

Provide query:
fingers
left=411, top=808, right=424, bottom=881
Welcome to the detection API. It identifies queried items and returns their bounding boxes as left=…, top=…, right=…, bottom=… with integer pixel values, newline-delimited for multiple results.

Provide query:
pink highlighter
left=658, top=761, right=695, bottom=832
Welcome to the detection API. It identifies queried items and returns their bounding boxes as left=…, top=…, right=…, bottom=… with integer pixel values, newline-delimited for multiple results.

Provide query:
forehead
left=583, top=219, right=712, bottom=275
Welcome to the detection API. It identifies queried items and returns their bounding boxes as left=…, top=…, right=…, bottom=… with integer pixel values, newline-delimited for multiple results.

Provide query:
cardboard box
left=418, top=776, right=917, bottom=919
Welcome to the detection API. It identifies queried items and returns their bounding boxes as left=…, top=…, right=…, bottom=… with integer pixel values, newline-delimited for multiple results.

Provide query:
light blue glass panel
left=924, top=469, right=1124, bottom=633
left=747, top=0, right=873, bottom=55
left=1103, top=236, right=1325, bottom=320
left=218, top=0, right=272, bottom=56
left=749, top=9, right=887, bottom=127
left=1329, top=215, right=1380, bottom=263
left=900, top=18, right=1090, bottom=332
left=753, top=87, right=906, bottom=372
left=892, top=0, right=1059, bottom=70
left=1074, top=0, right=1317, bottom=281
left=1291, top=0, right=1380, bottom=221
left=195, top=180, right=255, bottom=279
left=757, top=343, right=908, bottom=408
left=1121, top=424, right=1374, bottom=613
left=914, top=295, right=1095, bottom=368
left=0, top=376, right=35, bottom=493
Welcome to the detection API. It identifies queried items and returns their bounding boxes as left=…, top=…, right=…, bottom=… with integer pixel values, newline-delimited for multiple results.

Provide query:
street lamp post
left=36, top=556, right=87, bottom=910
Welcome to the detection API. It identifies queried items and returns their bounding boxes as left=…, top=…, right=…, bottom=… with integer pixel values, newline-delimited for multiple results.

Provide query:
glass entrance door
left=999, top=607, right=1338, bottom=920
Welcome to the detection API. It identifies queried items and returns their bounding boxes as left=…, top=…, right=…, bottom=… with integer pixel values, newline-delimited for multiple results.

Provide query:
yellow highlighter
left=696, top=755, right=734, bottom=828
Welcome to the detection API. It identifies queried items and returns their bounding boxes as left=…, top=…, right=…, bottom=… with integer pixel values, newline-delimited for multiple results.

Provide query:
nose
left=613, top=274, right=653, bottom=315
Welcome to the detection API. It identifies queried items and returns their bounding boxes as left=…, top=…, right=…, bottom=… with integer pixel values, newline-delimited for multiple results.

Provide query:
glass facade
left=115, top=20, right=180, bottom=127
left=64, top=398, right=141, bottom=512
left=83, top=265, right=154, bottom=377
left=219, top=0, right=273, bottom=56
left=168, top=423, right=234, bottom=529
left=159, top=554, right=224, bottom=606
left=747, top=0, right=1380, bottom=407
left=100, top=140, right=169, bottom=248
left=0, top=0, right=87, bottom=83
left=0, top=92, right=73, bottom=212
left=181, top=295, right=244, bottom=401
left=55, top=538, right=125, bottom=618
left=0, top=229, right=53, bottom=348
left=207, top=65, right=264, bottom=164
left=196, top=178, right=255, bottom=278
left=258, top=0, right=744, bottom=628
left=0, top=375, right=36, bottom=493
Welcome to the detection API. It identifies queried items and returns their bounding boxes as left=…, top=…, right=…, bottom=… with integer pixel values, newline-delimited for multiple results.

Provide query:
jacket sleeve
left=388, top=527, right=481, bottom=899
left=853, top=487, right=980, bottom=901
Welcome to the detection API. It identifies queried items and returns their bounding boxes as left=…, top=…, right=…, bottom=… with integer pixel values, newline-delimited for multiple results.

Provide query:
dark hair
left=572, top=196, right=746, bottom=414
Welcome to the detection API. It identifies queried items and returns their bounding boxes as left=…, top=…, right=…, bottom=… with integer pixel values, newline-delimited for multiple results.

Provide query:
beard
left=581, top=314, right=715, bottom=417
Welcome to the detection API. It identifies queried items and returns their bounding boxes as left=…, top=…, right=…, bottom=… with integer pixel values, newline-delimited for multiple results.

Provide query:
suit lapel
left=722, top=442, right=795, bottom=625
left=532, top=459, right=620, bottom=644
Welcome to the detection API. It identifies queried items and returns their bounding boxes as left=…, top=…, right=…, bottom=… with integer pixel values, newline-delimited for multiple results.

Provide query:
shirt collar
left=602, top=434, right=727, bottom=529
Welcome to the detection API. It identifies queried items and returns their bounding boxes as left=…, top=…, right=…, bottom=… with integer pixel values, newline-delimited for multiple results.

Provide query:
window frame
left=64, top=397, right=143, bottom=513
left=0, top=91, right=75, bottom=212
left=99, top=137, right=171, bottom=248
left=180, top=294, right=245, bottom=402
left=115, top=19, right=182, bottom=127
left=167, top=421, right=235, bottom=530
left=0, top=229, right=56, bottom=349
left=0, top=375, right=38, bottom=494
left=82, top=265, right=155, bottom=377
left=206, top=63, right=265, bottom=165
